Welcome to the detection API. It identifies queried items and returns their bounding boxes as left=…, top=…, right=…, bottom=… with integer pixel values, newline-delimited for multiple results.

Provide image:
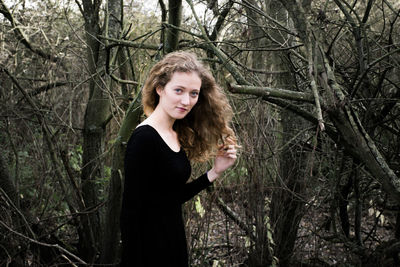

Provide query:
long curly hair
left=142, top=51, right=236, bottom=162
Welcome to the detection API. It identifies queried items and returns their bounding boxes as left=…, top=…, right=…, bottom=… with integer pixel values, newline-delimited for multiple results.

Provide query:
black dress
left=120, top=125, right=211, bottom=267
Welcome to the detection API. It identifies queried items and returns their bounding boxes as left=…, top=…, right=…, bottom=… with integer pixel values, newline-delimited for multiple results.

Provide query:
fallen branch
left=214, top=196, right=256, bottom=241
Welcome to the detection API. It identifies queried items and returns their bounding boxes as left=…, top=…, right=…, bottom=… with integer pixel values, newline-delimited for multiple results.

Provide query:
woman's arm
left=179, top=144, right=237, bottom=203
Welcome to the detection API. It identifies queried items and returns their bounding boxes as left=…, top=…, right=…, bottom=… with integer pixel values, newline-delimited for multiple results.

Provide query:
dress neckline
left=137, top=124, right=182, bottom=153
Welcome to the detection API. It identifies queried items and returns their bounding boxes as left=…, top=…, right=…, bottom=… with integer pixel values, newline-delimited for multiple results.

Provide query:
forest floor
left=186, top=195, right=397, bottom=267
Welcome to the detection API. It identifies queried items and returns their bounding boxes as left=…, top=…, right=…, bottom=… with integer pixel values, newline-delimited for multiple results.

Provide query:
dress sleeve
left=179, top=173, right=212, bottom=204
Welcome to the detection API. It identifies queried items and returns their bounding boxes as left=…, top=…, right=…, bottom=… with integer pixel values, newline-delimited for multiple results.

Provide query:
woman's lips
left=177, top=107, right=187, bottom=112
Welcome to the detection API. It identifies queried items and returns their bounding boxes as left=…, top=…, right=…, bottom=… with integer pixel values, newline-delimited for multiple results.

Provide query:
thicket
left=1, top=0, right=399, bottom=266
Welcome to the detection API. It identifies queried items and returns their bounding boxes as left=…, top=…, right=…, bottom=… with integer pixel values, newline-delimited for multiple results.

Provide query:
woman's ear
left=156, top=86, right=163, bottom=96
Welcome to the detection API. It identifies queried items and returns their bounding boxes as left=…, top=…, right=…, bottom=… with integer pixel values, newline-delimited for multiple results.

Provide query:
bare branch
left=227, top=84, right=315, bottom=103
left=99, top=35, right=159, bottom=50
left=310, top=45, right=325, bottom=131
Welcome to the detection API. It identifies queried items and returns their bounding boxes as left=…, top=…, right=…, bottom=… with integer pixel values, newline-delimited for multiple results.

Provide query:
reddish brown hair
left=142, top=51, right=236, bottom=161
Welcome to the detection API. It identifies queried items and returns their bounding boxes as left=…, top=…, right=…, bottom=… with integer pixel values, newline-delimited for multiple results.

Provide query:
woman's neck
left=146, top=106, right=175, bottom=132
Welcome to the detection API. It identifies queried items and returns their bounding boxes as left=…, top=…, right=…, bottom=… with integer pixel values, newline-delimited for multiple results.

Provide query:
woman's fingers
left=217, top=143, right=240, bottom=159
left=222, top=145, right=237, bottom=158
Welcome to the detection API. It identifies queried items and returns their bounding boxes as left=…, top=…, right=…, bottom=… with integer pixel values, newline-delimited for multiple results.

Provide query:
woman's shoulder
left=125, top=125, right=159, bottom=161
left=134, top=123, right=154, bottom=133
left=127, top=124, right=158, bottom=146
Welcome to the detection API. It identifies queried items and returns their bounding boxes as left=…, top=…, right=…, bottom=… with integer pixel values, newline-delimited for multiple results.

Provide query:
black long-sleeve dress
left=120, top=125, right=212, bottom=267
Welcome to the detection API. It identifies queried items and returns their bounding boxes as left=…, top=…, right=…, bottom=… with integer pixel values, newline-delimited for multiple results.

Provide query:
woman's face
left=156, top=71, right=201, bottom=120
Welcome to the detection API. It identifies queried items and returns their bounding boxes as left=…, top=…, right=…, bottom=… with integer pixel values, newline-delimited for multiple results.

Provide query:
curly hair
left=142, top=51, right=236, bottom=162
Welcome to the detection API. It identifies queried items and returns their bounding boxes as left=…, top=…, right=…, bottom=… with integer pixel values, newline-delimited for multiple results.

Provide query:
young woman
left=120, top=51, right=237, bottom=266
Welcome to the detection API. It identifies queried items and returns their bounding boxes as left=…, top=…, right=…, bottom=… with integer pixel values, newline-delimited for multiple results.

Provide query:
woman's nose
left=181, top=93, right=190, bottom=105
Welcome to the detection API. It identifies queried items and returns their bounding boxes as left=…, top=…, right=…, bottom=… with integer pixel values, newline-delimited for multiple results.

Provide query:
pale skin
left=139, top=71, right=237, bottom=182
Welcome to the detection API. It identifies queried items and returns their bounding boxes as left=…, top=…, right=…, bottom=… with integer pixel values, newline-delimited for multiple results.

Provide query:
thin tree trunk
left=338, top=158, right=353, bottom=238
left=243, top=1, right=270, bottom=265
left=354, top=165, right=363, bottom=246
left=99, top=0, right=142, bottom=263
left=0, top=153, right=19, bottom=209
left=263, top=0, right=308, bottom=264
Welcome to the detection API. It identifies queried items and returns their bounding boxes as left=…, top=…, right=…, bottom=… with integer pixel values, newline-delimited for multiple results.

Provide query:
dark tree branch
left=210, top=0, right=234, bottom=41
left=29, top=82, right=69, bottom=97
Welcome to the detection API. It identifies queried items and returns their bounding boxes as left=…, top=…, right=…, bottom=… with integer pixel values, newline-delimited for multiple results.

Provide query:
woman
left=120, top=51, right=237, bottom=266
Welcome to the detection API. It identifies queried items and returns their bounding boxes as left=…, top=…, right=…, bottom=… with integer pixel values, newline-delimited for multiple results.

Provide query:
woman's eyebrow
left=175, top=85, right=200, bottom=91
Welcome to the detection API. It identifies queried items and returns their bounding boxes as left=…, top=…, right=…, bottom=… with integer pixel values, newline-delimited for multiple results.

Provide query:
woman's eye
left=175, top=89, right=182, bottom=93
left=191, top=92, right=199, bottom=97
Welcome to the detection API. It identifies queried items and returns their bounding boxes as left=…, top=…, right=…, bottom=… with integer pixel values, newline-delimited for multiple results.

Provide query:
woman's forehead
left=167, top=72, right=201, bottom=90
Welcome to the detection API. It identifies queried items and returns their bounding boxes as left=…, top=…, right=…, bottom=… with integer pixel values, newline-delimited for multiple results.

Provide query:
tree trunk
left=165, top=0, right=182, bottom=53
left=100, top=98, right=142, bottom=264
left=79, top=0, right=113, bottom=262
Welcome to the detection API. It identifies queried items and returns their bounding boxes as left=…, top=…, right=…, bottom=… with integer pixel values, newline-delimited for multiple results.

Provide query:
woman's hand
left=207, top=144, right=237, bottom=182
